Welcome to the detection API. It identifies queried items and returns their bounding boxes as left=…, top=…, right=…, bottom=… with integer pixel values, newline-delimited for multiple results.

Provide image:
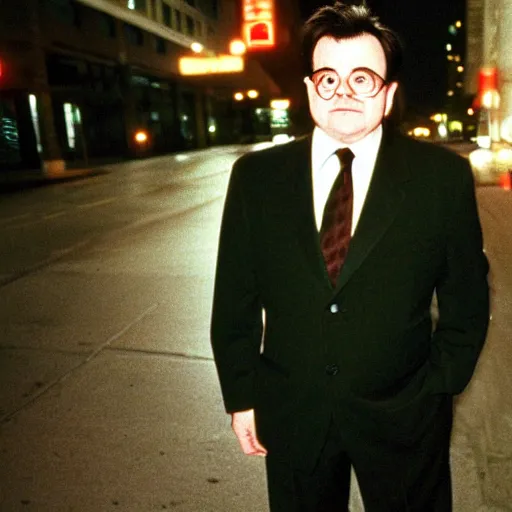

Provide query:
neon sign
left=242, top=0, right=275, bottom=50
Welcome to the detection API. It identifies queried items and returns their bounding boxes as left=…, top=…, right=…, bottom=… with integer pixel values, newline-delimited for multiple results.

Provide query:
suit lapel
left=334, top=129, right=412, bottom=293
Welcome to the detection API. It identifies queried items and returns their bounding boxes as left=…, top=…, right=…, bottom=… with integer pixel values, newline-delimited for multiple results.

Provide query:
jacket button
left=325, top=364, right=339, bottom=376
left=329, top=304, right=339, bottom=314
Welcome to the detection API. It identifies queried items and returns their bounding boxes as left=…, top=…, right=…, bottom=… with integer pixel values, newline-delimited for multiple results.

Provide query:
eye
left=349, top=69, right=377, bottom=93
left=354, top=74, right=369, bottom=84
left=317, top=71, right=338, bottom=89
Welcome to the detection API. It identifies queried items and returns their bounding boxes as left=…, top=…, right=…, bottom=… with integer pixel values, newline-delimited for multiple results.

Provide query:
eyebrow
left=311, top=66, right=383, bottom=76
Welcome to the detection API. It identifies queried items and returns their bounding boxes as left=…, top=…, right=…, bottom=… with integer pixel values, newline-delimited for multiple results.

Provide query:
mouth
left=330, top=107, right=362, bottom=113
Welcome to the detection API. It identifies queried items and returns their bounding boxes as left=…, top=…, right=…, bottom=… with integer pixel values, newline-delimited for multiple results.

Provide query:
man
left=211, top=3, right=489, bottom=510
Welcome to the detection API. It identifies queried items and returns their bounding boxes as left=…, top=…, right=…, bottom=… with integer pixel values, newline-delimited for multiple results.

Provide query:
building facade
left=0, top=0, right=279, bottom=173
left=466, top=0, right=512, bottom=144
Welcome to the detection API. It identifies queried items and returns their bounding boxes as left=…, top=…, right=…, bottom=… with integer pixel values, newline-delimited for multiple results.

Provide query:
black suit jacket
left=211, top=128, right=489, bottom=470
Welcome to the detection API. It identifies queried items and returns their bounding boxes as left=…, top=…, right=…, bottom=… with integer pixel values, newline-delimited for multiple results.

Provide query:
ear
left=384, top=81, right=399, bottom=117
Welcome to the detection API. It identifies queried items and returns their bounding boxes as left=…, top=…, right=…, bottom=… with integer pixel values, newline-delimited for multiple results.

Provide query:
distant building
left=466, top=0, right=512, bottom=144
left=0, top=0, right=279, bottom=174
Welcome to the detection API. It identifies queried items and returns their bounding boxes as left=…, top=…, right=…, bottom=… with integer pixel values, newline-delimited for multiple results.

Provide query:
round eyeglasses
left=309, top=67, right=388, bottom=100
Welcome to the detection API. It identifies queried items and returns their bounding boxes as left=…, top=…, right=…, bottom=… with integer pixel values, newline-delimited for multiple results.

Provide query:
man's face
left=304, top=34, right=398, bottom=144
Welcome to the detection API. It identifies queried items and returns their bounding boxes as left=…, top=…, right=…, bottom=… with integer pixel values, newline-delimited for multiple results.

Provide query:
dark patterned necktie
left=320, top=148, right=355, bottom=287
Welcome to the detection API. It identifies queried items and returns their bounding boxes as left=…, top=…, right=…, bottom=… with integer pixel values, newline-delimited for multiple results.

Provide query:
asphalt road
left=0, top=144, right=510, bottom=511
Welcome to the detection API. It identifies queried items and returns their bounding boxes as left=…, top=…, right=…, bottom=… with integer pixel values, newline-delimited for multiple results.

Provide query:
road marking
left=77, top=198, right=117, bottom=209
left=43, top=211, right=66, bottom=220
left=0, top=213, right=31, bottom=226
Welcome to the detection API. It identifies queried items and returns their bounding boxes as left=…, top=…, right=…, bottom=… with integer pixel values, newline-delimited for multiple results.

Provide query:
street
left=0, top=144, right=511, bottom=511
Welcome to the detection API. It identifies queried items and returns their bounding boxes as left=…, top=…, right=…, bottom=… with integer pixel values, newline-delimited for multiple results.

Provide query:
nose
left=335, top=77, right=353, bottom=97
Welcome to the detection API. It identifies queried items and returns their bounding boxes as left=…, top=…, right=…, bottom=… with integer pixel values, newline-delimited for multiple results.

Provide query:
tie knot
left=335, top=148, right=355, bottom=170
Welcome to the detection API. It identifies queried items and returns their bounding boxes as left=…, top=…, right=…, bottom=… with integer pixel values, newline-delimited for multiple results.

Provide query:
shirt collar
left=312, top=124, right=383, bottom=171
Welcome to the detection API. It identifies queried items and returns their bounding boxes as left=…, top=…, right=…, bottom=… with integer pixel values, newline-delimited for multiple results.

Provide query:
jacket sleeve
left=210, top=159, right=263, bottom=413
left=429, top=159, right=490, bottom=395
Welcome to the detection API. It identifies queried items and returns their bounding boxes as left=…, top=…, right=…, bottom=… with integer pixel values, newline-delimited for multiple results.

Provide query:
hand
left=231, top=409, right=268, bottom=456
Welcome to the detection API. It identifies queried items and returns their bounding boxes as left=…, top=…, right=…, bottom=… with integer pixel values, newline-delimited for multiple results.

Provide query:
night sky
left=297, top=0, right=467, bottom=113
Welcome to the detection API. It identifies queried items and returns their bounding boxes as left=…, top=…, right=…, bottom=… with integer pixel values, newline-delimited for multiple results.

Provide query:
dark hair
left=301, top=2, right=404, bottom=82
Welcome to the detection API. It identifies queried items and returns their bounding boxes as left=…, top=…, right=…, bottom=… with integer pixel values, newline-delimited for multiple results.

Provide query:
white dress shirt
left=311, top=125, right=383, bottom=235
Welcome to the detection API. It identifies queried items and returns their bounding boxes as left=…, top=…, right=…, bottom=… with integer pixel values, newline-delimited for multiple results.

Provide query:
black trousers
left=265, top=406, right=453, bottom=512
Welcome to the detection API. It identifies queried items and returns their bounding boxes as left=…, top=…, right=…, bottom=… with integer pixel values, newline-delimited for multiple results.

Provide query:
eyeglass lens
left=311, top=68, right=384, bottom=99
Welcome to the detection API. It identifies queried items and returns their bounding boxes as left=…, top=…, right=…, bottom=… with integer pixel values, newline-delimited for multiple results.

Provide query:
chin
left=328, top=125, right=366, bottom=143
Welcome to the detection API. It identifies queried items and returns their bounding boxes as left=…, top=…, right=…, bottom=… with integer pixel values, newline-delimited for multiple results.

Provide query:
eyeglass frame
left=308, top=66, right=389, bottom=100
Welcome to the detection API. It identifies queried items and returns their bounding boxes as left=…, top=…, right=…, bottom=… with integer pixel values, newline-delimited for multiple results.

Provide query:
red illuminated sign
left=242, top=0, right=275, bottom=50
left=479, top=67, right=498, bottom=93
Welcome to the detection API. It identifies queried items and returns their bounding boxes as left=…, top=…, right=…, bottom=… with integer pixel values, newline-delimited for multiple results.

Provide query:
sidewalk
left=0, top=166, right=110, bottom=193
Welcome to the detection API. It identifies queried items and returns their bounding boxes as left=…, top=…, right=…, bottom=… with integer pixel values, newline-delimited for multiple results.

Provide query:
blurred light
left=456, top=82, right=463, bottom=88
left=191, top=42, right=204, bottom=53
left=230, top=39, right=246, bottom=55
left=496, top=148, right=512, bottom=166
left=270, top=99, right=290, bottom=110
left=251, top=142, right=274, bottom=151
left=29, top=94, right=43, bottom=153
left=455, top=20, right=462, bottom=28
left=447, top=55, right=454, bottom=61
left=175, top=154, right=190, bottom=162
left=457, top=66, right=464, bottom=73
left=447, top=90, right=454, bottom=97
left=446, top=44, right=452, bottom=51
left=247, top=89, right=259, bottom=99
left=127, top=0, right=135, bottom=9
left=64, top=103, right=76, bottom=149
left=179, top=55, right=243, bottom=75
left=272, top=134, right=295, bottom=145
left=478, top=68, right=500, bottom=109
left=476, top=133, right=491, bottom=149
left=412, top=127, right=431, bottom=138
left=454, top=55, right=461, bottom=62
left=469, top=148, right=493, bottom=168
left=438, top=123, right=448, bottom=138
left=449, top=120, right=463, bottom=133
left=449, top=25, right=457, bottom=35
left=243, top=0, right=275, bottom=50
left=501, top=116, right=512, bottom=143
left=467, top=108, right=475, bottom=116
left=482, top=90, right=500, bottom=109
left=234, top=92, right=244, bottom=101
left=499, top=172, right=512, bottom=191
left=208, top=125, right=216, bottom=133
left=431, top=113, right=444, bottom=123
left=134, top=130, right=148, bottom=144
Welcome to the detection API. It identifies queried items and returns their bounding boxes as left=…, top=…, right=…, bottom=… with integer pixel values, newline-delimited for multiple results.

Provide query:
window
left=155, top=36, right=166, bottom=54
left=45, top=0, right=81, bottom=27
left=127, top=0, right=146, bottom=13
left=124, top=23, right=144, bottom=46
left=174, top=9, right=182, bottom=32
left=149, top=0, right=157, bottom=19
left=99, top=13, right=116, bottom=38
left=186, top=15, right=194, bottom=36
left=162, top=3, right=171, bottom=27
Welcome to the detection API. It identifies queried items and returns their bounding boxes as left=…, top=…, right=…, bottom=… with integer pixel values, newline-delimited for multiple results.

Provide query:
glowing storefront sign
left=243, top=0, right=275, bottom=49
left=179, top=55, right=244, bottom=76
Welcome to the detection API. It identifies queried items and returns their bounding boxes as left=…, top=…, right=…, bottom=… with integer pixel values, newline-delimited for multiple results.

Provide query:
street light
left=191, top=42, right=204, bottom=53
left=230, top=39, right=246, bottom=56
